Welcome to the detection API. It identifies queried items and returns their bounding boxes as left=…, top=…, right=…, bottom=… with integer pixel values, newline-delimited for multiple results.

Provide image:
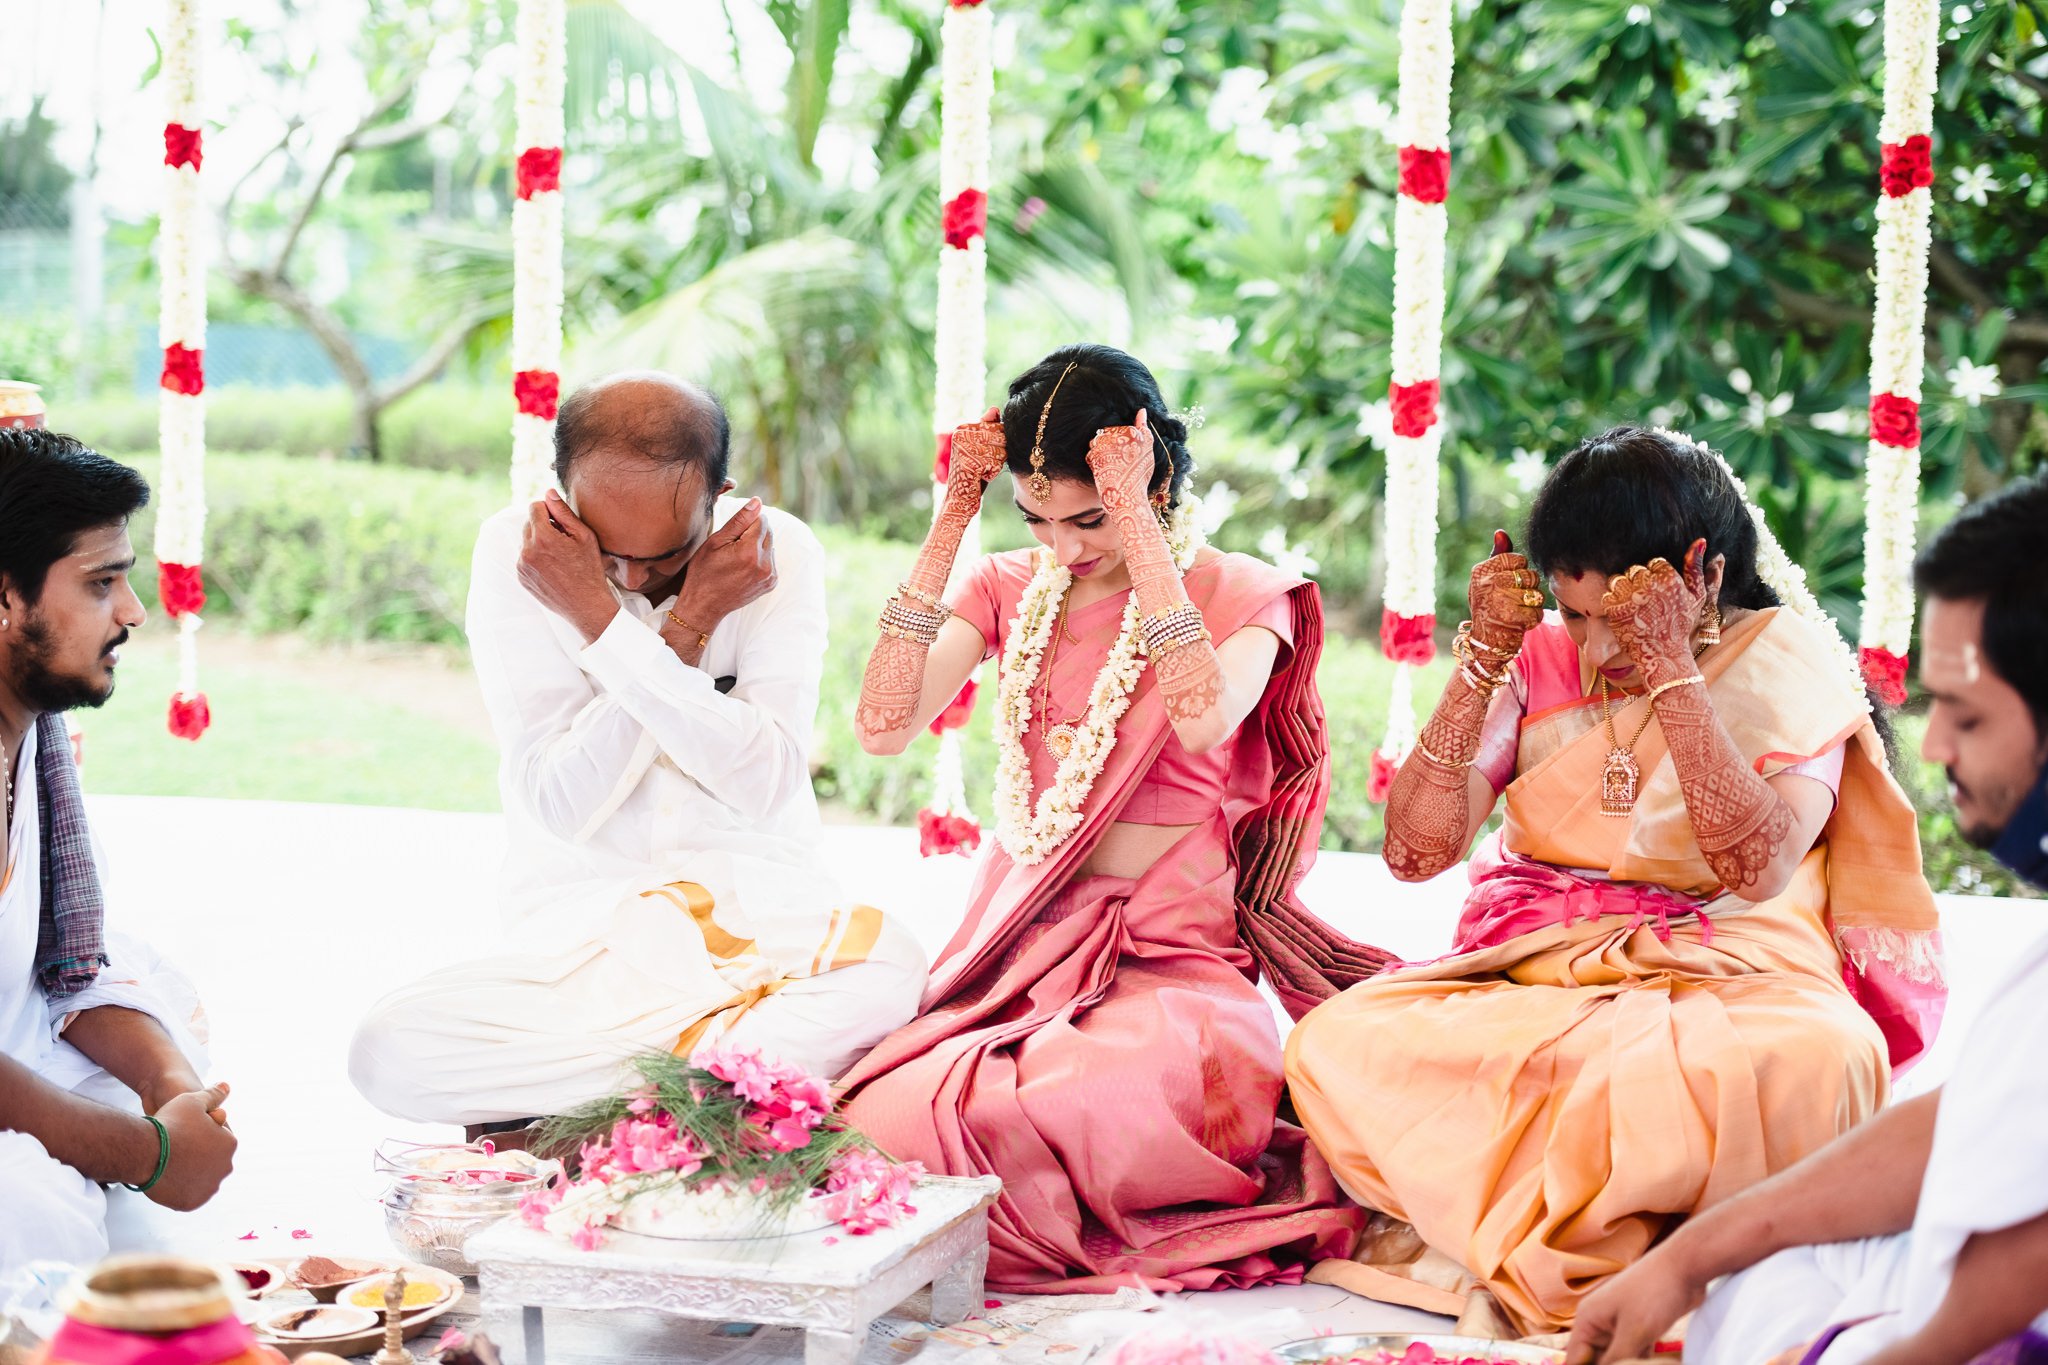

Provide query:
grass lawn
left=80, top=627, right=501, bottom=811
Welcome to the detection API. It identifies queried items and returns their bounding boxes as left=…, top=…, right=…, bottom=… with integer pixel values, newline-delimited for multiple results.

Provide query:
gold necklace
left=1598, top=677, right=1660, bottom=817
left=1035, top=586, right=1086, bottom=761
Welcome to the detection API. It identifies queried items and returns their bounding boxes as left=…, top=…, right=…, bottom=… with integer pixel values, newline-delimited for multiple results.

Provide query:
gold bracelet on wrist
left=664, top=609, right=711, bottom=654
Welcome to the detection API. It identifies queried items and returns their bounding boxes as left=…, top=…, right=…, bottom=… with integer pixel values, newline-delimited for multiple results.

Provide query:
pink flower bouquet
left=518, top=1046, right=923, bottom=1251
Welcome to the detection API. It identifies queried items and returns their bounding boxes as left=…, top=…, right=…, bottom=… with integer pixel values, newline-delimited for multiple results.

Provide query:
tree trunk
left=350, top=393, right=383, bottom=463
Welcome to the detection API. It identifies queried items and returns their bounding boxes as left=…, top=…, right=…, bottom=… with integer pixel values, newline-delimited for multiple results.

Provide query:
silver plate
left=1274, top=1334, right=1565, bottom=1365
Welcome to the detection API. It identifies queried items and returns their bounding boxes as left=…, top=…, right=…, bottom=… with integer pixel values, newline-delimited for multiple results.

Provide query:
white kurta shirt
left=1, top=734, right=48, bottom=1070
left=466, top=497, right=843, bottom=950
left=1823, top=928, right=2048, bottom=1360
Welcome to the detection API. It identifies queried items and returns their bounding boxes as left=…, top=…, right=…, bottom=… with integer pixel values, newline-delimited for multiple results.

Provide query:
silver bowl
left=374, top=1140, right=560, bottom=1276
left=1274, top=1335, right=1565, bottom=1365
left=381, top=1180, right=533, bottom=1276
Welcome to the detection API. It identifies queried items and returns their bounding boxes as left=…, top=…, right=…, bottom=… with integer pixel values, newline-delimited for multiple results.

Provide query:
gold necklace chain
left=1035, top=585, right=1087, bottom=760
left=1597, top=677, right=1659, bottom=817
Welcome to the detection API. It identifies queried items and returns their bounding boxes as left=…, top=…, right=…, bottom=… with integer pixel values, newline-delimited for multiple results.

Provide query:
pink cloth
left=42, top=1317, right=268, bottom=1365
left=847, top=552, right=1382, bottom=1292
left=949, top=562, right=1293, bottom=827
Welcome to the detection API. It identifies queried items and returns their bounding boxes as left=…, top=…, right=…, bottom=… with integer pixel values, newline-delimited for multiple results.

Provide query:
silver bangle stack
left=1141, top=601, right=1212, bottom=656
left=879, top=584, right=951, bottom=645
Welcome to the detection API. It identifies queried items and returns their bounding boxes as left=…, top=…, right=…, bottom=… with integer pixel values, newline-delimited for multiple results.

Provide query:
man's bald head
left=552, top=371, right=731, bottom=492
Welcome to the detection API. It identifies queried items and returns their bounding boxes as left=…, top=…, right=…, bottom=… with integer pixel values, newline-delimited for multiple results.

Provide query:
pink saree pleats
left=841, top=833, right=1362, bottom=1292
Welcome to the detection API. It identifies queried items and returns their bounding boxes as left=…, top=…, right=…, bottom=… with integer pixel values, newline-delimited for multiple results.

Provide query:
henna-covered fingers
left=1467, top=530, right=1546, bottom=659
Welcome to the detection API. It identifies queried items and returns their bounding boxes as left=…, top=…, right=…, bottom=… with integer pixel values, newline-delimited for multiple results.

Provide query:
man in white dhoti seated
left=350, top=373, right=925, bottom=1134
left=0, top=429, right=234, bottom=1277
left=1567, top=474, right=2048, bottom=1365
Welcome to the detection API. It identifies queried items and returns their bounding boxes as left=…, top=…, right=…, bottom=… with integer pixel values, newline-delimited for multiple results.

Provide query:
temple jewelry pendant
left=1600, top=748, right=1640, bottom=816
left=1046, top=724, right=1079, bottom=761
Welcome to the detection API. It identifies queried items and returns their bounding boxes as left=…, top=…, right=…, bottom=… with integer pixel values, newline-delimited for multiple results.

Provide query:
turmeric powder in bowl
left=346, top=1279, right=450, bottom=1311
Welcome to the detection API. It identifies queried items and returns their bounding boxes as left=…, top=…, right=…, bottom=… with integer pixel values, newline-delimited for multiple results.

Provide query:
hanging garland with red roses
left=156, top=0, right=210, bottom=740
left=918, top=0, right=993, bottom=858
left=510, top=0, right=566, bottom=501
left=1857, top=0, right=1940, bottom=707
left=1368, top=0, right=1454, bottom=802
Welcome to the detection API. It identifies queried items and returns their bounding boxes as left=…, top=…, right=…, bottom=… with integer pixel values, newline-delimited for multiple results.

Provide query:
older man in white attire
left=350, top=373, right=924, bottom=1134
left=0, top=429, right=233, bottom=1277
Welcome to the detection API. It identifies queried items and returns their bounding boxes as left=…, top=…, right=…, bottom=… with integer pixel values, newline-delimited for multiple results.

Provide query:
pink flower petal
left=237, top=1231, right=258, bottom=1241
left=290, top=1229, right=312, bottom=1240
left=821, top=1236, right=839, bottom=1246
left=983, top=1298, right=1001, bottom=1309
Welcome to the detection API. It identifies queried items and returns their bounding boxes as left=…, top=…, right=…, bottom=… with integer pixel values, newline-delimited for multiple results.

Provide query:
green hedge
left=123, top=451, right=502, bottom=645
left=90, top=385, right=519, bottom=475
left=96, top=450, right=2034, bottom=888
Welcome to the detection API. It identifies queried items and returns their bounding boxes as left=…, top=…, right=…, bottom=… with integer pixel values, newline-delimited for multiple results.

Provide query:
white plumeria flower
left=1742, top=391, right=1795, bottom=431
left=1355, top=399, right=1395, bottom=450
left=1626, top=3, right=1652, bottom=22
left=1507, top=447, right=1548, bottom=493
left=1953, top=164, right=1999, bottom=206
left=1695, top=70, right=1741, bottom=126
left=1728, top=366, right=1754, bottom=396
left=1945, top=357, right=2003, bottom=406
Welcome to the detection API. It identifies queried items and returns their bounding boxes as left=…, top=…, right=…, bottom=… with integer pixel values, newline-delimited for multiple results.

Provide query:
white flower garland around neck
left=993, top=495, right=1206, bottom=865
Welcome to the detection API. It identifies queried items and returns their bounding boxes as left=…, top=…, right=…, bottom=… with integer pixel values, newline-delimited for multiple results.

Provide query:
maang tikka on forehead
left=1027, top=362, right=1078, bottom=504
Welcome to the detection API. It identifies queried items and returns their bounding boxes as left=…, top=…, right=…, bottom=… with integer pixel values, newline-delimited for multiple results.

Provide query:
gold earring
left=1028, top=362, right=1077, bottom=504
left=1698, top=600, right=1723, bottom=648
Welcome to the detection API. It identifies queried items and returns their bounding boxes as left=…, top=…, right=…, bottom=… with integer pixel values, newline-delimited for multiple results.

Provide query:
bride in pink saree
left=845, top=344, right=1391, bottom=1292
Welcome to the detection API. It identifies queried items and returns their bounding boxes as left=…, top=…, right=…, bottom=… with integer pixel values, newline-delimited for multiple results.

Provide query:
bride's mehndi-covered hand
left=1085, top=409, right=1171, bottom=571
left=855, top=409, right=1002, bottom=744
left=1086, top=411, right=1224, bottom=729
left=1603, top=539, right=1709, bottom=685
left=940, top=410, right=1009, bottom=528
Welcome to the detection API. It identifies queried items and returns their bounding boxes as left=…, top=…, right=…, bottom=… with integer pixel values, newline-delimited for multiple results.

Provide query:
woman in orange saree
left=845, top=344, right=1391, bottom=1292
left=1285, top=427, right=1945, bottom=1336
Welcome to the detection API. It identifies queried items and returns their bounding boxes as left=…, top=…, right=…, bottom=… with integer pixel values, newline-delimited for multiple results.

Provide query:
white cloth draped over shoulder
left=1, top=726, right=210, bottom=1279
left=1691, top=928, right=2048, bottom=1364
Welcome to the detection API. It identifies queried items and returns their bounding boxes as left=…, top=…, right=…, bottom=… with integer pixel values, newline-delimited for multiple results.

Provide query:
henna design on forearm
left=1650, top=678, right=1799, bottom=893
left=1096, top=450, right=1233, bottom=733
left=854, top=496, right=975, bottom=745
left=856, top=634, right=931, bottom=738
left=1383, top=676, right=1494, bottom=881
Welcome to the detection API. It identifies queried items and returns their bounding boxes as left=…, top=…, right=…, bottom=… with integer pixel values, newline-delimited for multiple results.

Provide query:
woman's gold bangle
left=1645, top=674, right=1705, bottom=704
left=1413, top=740, right=1474, bottom=769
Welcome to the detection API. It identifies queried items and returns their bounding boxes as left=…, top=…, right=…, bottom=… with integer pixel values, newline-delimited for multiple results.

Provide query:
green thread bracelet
left=123, top=1115, right=170, bottom=1193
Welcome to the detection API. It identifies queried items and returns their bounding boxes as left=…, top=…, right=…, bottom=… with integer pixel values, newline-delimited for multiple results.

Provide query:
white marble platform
left=70, top=795, right=2044, bottom=1357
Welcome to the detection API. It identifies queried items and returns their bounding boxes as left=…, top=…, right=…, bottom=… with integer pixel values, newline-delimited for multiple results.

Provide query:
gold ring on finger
left=1521, top=590, right=1545, bottom=607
